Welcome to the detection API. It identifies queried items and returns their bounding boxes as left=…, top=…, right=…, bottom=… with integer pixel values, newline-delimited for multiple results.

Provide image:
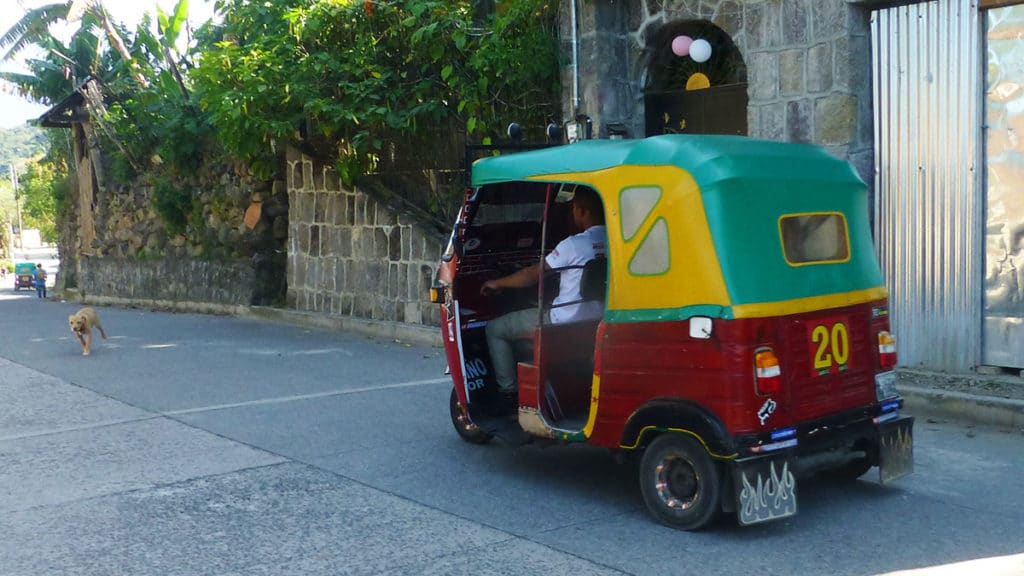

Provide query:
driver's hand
left=480, top=280, right=501, bottom=295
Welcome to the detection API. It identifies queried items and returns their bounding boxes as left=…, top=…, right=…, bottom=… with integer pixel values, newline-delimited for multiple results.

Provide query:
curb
left=243, top=306, right=443, bottom=348
left=62, top=290, right=444, bottom=348
left=898, top=384, right=1024, bottom=429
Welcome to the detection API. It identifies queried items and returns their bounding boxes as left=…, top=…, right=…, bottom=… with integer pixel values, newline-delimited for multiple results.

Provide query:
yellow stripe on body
left=730, top=286, right=889, bottom=318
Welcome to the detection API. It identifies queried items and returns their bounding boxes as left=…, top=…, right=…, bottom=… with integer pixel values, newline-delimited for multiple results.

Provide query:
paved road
left=1, top=289, right=1023, bottom=576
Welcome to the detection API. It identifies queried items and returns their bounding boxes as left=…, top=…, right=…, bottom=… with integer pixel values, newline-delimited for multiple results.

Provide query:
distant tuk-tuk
left=433, top=134, right=913, bottom=530
left=14, top=262, right=35, bottom=290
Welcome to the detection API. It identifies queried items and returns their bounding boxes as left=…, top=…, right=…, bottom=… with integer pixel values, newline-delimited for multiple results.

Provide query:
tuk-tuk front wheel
left=449, top=388, right=492, bottom=445
left=639, top=434, right=722, bottom=531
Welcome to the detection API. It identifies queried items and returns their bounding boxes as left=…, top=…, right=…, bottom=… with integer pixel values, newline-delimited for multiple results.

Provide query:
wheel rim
left=654, top=455, right=701, bottom=510
left=450, top=394, right=478, bottom=434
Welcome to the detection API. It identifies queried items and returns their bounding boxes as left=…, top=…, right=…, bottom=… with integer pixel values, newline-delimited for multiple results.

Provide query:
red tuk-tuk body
left=435, top=135, right=912, bottom=530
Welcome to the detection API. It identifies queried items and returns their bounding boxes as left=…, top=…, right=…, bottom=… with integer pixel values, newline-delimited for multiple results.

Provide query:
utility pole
left=10, top=164, right=23, bottom=249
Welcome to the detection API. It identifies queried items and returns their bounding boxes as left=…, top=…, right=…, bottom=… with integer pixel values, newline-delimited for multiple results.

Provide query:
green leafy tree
left=192, top=0, right=560, bottom=184
left=16, top=155, right=66, bottom=242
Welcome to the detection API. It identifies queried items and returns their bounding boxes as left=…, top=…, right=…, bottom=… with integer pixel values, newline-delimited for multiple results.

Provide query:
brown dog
left=69, top=307, right=107, bottom=355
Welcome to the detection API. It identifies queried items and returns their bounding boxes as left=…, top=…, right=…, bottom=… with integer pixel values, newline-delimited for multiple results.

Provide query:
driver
left=480, top=187, right=606, bottom=411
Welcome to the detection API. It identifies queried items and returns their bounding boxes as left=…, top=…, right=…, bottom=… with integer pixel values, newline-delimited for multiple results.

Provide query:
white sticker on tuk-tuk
left=758, top=398, right=777, bottom=425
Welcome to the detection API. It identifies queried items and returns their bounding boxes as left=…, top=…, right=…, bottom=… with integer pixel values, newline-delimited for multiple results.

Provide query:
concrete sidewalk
left=64, top=290, right=1024, bottom=430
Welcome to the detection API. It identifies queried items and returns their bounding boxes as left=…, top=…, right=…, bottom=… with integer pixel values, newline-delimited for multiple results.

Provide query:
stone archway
left=644, top=21, right=748, bottom=136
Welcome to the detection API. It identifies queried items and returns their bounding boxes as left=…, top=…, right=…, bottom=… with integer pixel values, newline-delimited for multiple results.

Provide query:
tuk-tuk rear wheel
left=449, top=388, right=492, bottom=445
left=639, top=434, right=722, bottom=531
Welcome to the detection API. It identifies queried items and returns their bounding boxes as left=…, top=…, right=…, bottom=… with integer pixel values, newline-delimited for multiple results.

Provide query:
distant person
left=33, top=263, right=47, bottom=299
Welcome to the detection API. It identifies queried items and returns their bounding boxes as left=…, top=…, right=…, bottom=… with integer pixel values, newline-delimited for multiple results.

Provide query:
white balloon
left=690, top=39, right=712, bottom=63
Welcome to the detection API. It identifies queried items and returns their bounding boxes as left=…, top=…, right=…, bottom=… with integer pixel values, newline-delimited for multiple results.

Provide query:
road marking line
left=0, top=415, right=161, bottom=443
left=164, top=377, right=451, bottom=416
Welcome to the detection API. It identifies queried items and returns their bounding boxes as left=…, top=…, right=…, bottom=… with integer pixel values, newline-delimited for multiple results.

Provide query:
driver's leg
left=485, top=308, right=537, bottom=400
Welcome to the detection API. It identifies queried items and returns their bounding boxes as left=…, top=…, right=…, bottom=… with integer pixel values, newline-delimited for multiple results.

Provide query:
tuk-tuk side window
left=619, top=186, right=662, bottom=241
left=778, top=212, right=851, bottom=266
left=628, top=217, right=670, bottom=276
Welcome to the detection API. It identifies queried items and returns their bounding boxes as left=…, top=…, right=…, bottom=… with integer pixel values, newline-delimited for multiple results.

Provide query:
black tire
left=449, top=388, right=492, bottom=445
left=639, top=434, right=722, bottom=530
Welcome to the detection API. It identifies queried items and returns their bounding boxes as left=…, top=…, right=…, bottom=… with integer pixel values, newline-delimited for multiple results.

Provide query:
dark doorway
left=644, top=21, right=748, bottom=136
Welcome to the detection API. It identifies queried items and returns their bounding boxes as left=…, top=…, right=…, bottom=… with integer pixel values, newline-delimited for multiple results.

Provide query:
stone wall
left=63, top=142, right=288, bottom=307
left=78, top=256, right=257, bottom=307
left=286, top=147, right=446, bottom=327
left=561, top=0, right=873, bottom=182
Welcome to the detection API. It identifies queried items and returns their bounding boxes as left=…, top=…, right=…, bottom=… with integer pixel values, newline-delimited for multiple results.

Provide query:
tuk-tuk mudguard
left=731, top=452, right=798, bottom=525
left=619, top=399, right=737, bottom=459
left=878, top=414, right=914, bottom=483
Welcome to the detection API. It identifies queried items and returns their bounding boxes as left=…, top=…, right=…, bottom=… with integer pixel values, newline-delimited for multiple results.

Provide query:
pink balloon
left=671, top=35, right=693, bottom=57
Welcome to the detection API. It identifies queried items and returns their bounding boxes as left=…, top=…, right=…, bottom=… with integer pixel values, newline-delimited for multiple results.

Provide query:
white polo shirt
left=545, top=225, right=607, bottom=324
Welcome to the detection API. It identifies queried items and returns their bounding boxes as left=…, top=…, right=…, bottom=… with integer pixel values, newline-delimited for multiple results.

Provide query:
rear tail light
left=754, top=349, right=782, bottom=396
left=878, top=331, right=897, bottom=368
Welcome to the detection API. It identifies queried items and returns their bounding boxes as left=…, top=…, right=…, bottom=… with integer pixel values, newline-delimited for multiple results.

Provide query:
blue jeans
left=35, top=282, right=46, bottom=298
left=485, top=308, right=548, bottom=394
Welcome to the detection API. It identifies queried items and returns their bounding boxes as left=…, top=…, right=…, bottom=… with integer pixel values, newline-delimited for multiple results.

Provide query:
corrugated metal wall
left=871, top=0, right=982, bottom=373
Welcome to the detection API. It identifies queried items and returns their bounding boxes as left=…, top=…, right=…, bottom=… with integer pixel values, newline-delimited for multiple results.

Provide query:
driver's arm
left=480, top=260, right=550, bottom=295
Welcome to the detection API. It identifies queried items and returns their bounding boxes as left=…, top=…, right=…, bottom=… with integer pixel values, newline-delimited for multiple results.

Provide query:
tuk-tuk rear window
left=779, top=213, right=850, bottom=265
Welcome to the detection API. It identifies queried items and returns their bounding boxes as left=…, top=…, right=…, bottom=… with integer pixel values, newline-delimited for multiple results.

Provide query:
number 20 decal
left=808, top=318, right=850, bottom=376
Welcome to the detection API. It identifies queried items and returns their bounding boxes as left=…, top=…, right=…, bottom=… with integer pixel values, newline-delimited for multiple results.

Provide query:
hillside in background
left=0, top=125, right=47, bottom=179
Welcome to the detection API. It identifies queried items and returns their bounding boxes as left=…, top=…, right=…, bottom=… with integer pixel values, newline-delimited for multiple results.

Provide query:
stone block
left=297, top=223, right=310, bottom=254
left=289, top=162, right=302, bottom=191
left=302, top=161, right=314, bottom=193
left=336, top=228, right=352, bottom=258
left=810, top=0, right=847, bottom=40
left=715, top=0, right=744, bottom=37
left=300, top=191, right=315, bottom=224
left=814, top=93, right=857, bottom=146
left=375, top=228, right=389, bottom=259
left=779, top=49, right=805, bottom=96
left=286, top=288, right=297, bottom=309
left=782, top=0, right=809, bottom=45
left=353, top=293, right=373, bottom=319
left=314, top=192, right=327, bottom=223
left=354, top=195, right=365, bottom=226
left=335, top=257, right=347, bottom=292
left=401, top=227, right=412, bottom=261
left=419, top=264, right=434, bottom=299
left=759, top=102, right=787, bottom=141
left=388, top=227, right=402, bottom=261
left=404, top=302, right=423, bottom=325
left=807, top=42, right=833, bottom=93
left=333, top=192, right=348, bottom=226
left=743, top=2, right=775, bottom=50
left=346, top=195, right=356, bottom=226
left=321, top=258, right=334, bottom=291
left=833, top=36, right=851, bottom=91
left=310, top=225, right=321, bottom=257
left=786, top=99, right=812, bottom=143
left=748, top=51, right=779, bottom=101
left=388, top=263, right=399, bottom=298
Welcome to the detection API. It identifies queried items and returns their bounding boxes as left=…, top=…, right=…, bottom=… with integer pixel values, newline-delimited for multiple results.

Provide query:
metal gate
left=871, top=0, right=983, bottom=373
left=982, top=4, right=1024, bottom=370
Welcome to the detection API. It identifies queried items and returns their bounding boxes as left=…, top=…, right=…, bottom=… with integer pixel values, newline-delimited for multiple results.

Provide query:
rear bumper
left=730, top=404, right=914, bottom=526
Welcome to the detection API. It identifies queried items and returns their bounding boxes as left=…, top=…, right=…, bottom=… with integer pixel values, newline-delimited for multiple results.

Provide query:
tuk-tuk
left=433, top=134, right=913, bottom=530
left=14, top=262, right=35, bottom=290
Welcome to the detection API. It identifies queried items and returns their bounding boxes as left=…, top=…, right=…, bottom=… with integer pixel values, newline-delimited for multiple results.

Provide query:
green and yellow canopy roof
left=472, top=135, right=886, bottom=321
